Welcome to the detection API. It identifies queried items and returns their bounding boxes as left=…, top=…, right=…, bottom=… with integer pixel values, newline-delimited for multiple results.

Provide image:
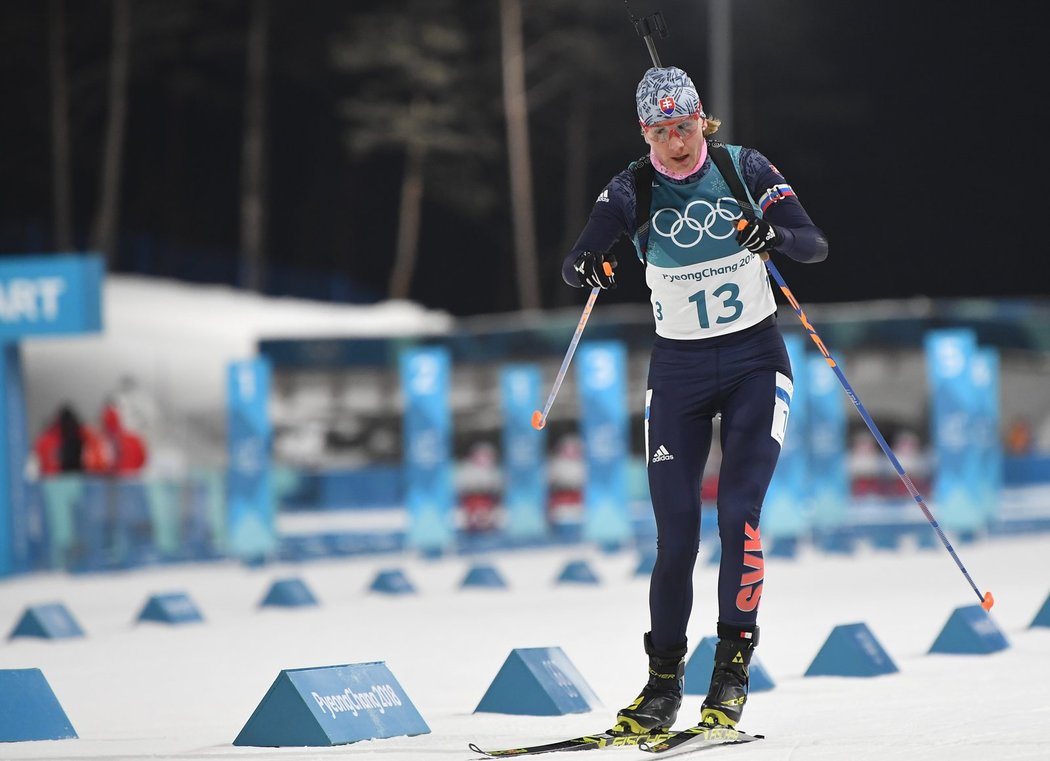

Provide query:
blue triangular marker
left=137, top=592, right=204, bottom=624
left=235, top=671, right=331, bottom=746
left=0, top=669, right=78, bottom=742
left=475, top=647, right=600, bottom=716
left=369, top=569, right=415, bottom=594
left=556, top=560, right=599, bottom=584
left=804, top=622, right=898, bottom=677
left=461, top=563, right=508, bottom=589
left=8, top=603, right=84, bottom=640
left=234, top=663, right=429, bottom=747
left=929, top=605, right=1009, bottom=655
left=261, top=578, right=319, bottom=607
left=1031, top=592, right=1050, bottom=629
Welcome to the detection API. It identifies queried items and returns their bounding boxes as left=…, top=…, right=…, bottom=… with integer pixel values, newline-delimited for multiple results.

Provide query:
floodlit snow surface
left=2, top=533, right=1050, bottom=760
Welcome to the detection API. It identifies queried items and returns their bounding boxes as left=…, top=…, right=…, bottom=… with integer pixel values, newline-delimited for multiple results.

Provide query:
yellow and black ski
left=469, top=730, right=672, bottom=757
left=639, top=723, right=763, bottom=754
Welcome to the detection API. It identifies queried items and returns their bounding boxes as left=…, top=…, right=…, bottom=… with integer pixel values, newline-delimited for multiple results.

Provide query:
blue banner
left=0, top=343, right=29, bottom=576
left=400, top=347, right=454, bottom=551
left=577, top=342, right=630, bottom=547
left=0, top=255, right=103, bottom=339
left=925, top=330, right=984, bottom=532
left=500, top=365, right=547, bottom=539
left=807, top=353, right=849, bottom=529
left=1, top=254, right=103, bottom=576
left=762, top=334, right=809, bottom=539
left=971, top=348, right=1002, bottom=521
left=226, top=358, right=276, bottom=559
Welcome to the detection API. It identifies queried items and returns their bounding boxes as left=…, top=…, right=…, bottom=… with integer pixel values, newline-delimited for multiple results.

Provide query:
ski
left=469, top=730, right=672, bottom=757
left=638, top=724, right=763, bottom=755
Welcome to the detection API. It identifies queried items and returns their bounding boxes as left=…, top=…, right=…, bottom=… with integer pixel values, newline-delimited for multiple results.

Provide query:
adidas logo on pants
left=651, top=445, right=675, bottom=463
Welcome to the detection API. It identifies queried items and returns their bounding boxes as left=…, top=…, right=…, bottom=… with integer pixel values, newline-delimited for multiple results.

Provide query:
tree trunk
left=708, top=0, right=733, bottom=138
left=49, top=0, right=73, bottom=251
left=240, top=0, right=270, bottom=292
left=558, top=86, right=589, bottom=305
left=499, top=0, right=541, bottom=311
left=388, top=136, right=426, bottom=301
left=90, top=0, right=131, bottom=266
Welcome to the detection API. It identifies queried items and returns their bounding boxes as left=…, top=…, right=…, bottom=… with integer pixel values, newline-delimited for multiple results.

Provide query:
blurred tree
left=49, top=0, right=73, bottom=251
left=240, top=0, right=269, bottom=291
left=520, top=0, right=650, bottom=307
left=90, top=0, right=130, bottom=266
left=329, top=0, right=500, bottom=301
left=499, top=0, right=540, bottom=311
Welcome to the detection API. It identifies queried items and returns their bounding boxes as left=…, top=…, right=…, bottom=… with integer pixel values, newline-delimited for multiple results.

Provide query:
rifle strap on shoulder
left=630, top=155, right=655, bottom=254
left=707, top=140, right=757, bottom=221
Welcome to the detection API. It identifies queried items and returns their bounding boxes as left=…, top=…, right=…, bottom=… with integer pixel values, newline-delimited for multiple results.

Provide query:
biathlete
left=562, top=65, right=828, bottom=731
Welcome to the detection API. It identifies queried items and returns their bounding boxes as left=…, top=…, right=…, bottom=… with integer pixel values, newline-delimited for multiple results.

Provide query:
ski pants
left=644, top=317, right=792, bottom=651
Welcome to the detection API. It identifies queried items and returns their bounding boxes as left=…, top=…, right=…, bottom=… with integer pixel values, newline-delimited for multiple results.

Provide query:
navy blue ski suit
left=563, top=144, right=827, bottom=651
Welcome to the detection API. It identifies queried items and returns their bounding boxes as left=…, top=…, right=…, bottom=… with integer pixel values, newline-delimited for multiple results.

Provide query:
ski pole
left=748, top=228, right=994, bottom=610
left=532, top=264, right=612, bottom=430
left=536, top=0, right=646, bottom=433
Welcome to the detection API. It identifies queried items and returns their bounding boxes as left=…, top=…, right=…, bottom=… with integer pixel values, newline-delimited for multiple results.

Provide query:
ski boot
left=611, top=632, right=687, bottom=734
left=699, top=623, right=759, bottom=728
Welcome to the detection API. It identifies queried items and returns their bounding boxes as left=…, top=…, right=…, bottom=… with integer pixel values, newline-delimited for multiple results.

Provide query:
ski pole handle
left=531, top=262, right=613, bottom=430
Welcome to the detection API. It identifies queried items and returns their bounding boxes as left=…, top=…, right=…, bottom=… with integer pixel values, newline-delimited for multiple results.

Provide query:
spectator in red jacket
left=99, top=401, right=148, bottom=476
left=34, top=403, right=108, bottom=475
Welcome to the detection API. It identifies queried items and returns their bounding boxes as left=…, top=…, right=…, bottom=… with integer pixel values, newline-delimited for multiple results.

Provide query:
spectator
left=99, top=400, right=148, bottom=476
left=456, top=440, right=502, bottom=532
left=33, top=403, right=107, bottom=475
left=1005, top=417, right=1033, bottom=455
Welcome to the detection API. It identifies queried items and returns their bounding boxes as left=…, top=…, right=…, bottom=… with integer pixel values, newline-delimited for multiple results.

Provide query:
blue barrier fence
left=12, top=454, right=1050, bottom=575
left=21, top=473, right=226, bottom=573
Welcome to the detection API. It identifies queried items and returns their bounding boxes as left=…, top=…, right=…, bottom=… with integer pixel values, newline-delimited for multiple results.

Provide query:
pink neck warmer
left=650, top=139, right=708, bottom=181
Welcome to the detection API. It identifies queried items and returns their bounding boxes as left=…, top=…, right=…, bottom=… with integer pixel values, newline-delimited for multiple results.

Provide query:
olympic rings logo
left=651, top=197, right=741, bottom=248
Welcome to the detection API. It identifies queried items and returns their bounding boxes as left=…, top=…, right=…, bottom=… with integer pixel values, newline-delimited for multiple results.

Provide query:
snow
left=8, top=275, right=1050, bottom=758
left=2, top=533, right=1050, bottom=760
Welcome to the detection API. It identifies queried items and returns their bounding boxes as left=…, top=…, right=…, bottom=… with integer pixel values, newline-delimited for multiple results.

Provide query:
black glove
left=573, top=251, right=617, bottom=289
left=735, top=218, right=782, bottom=254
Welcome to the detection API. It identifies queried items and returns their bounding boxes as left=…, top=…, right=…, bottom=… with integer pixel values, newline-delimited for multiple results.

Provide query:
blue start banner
left=807, top=353, right=849, bottom=529
left=762, top=334, right=810, bottom=540
left=0, top=255, right=103, bottom=339
left=925, top=330, right=984, bottom=532
left=972, top=348, right=1002, bottom=521
left=577, top=342, right=630, bottom=547
left=0, top=344, right=29, bottom=576
left=1, top=254, right=103, bottom=577
left=500, top=365, right=547, bottom=539
left=400, top=347, right=454, bottom=551
left=226, top=358, right=276, bottom=559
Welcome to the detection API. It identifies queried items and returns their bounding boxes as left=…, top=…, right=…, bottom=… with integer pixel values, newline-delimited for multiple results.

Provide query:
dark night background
left=1, top=0, right=1045, bottom=318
